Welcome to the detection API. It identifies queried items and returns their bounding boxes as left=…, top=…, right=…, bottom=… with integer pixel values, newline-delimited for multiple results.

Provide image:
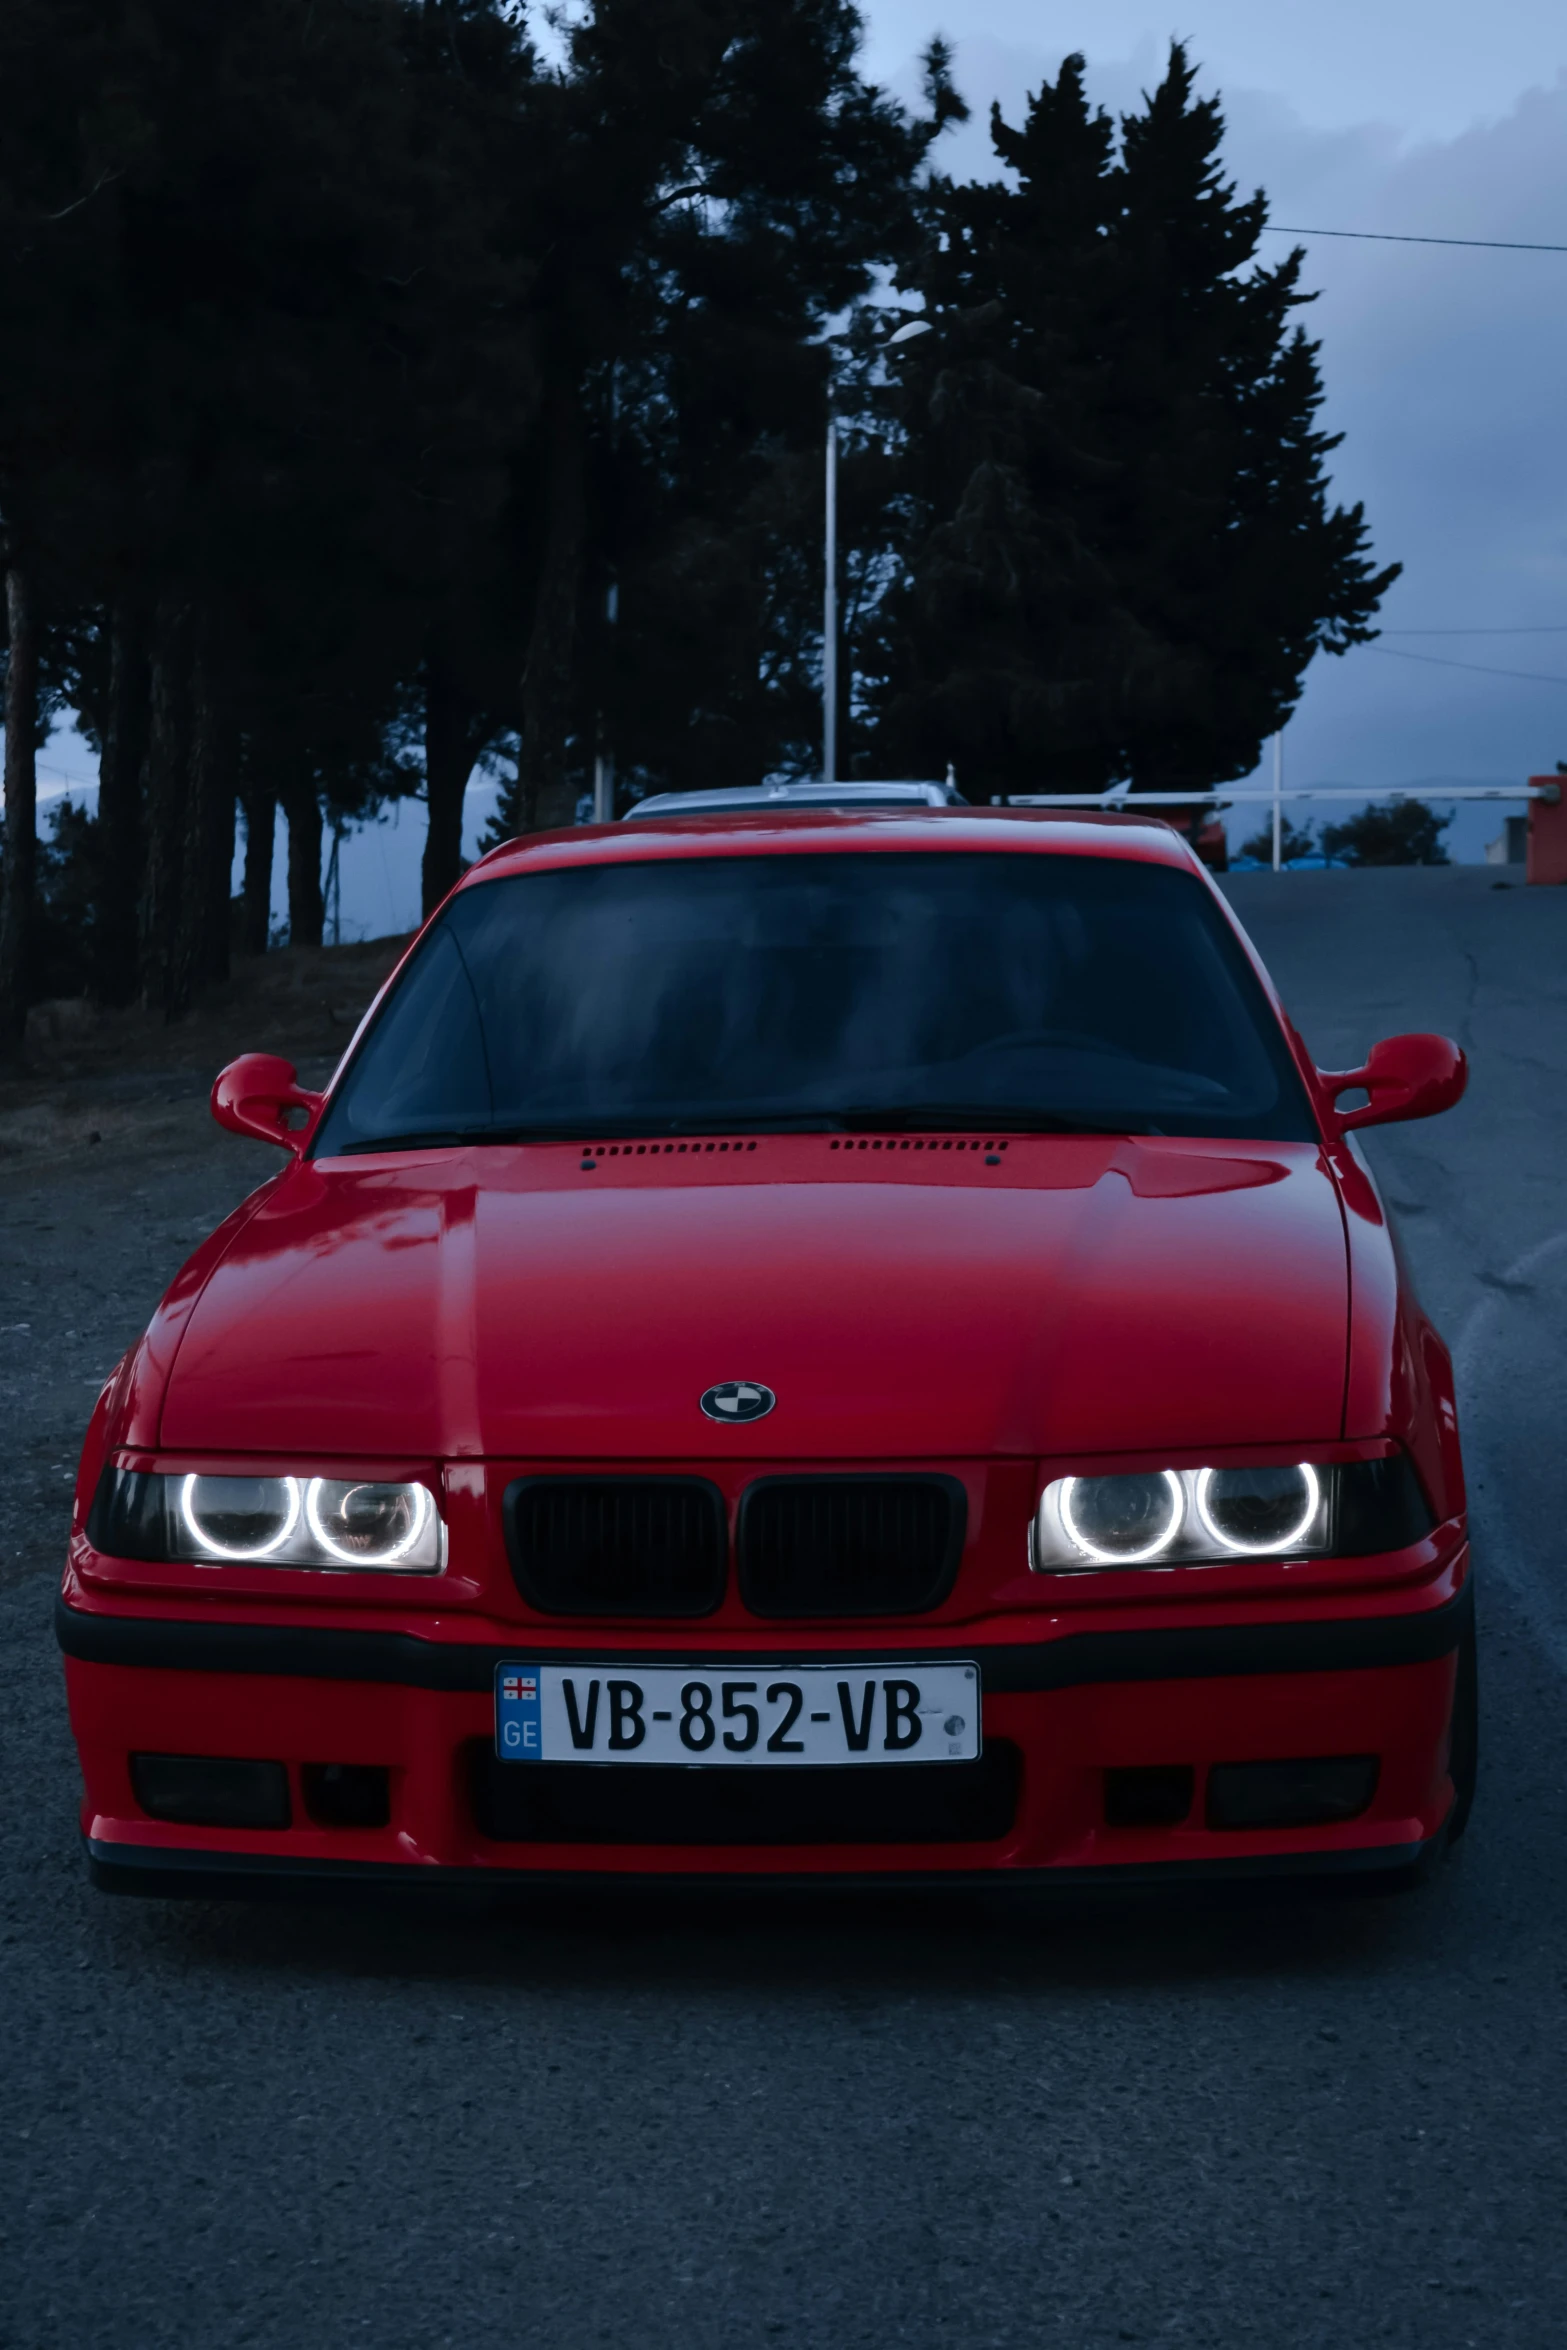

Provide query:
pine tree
left=0, top=0, right=123, bottom=1048
left=601, top=6, right=950, bottom=797
left=1321, top=801, right=1451, bottom=866
left=487, top=0, right=953, bottom=836
left=0, top=0, right=543, bottom=1004
left=874, top=45, right=1398, bottom=799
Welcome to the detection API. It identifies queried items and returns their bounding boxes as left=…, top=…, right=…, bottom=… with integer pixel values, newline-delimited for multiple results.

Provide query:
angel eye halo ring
left=179, top=1472, right=301, bottom=1562
left=1057, top=1468, right=1185, bottom=1564
left=304, top=1476, right=435, bottom=1567
left=1195, top=1462, right=1321, bottom=1555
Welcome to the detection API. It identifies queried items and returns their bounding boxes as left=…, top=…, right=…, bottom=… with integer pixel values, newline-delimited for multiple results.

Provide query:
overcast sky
left=868, top=0, right=1567, bottom=816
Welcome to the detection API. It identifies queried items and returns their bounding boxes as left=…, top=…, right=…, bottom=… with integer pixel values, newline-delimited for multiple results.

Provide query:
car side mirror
left=211, top=1054, right=324, bottom=1155
left=1321, top=1033, right=1467, bottom=1133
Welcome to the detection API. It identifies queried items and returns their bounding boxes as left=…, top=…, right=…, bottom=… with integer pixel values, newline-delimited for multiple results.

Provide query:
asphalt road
left=3, top=866, right=1566, bottom=2350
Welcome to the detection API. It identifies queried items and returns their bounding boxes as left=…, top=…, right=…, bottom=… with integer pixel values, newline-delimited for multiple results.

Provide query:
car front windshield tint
left=312, top=849, right=1319, bottom=1150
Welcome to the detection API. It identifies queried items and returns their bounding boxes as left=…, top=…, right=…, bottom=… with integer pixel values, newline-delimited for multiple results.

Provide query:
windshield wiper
left=794, top=1105, right=1158, bottom=1135
left=334, top=1126, right=582, bottom=1154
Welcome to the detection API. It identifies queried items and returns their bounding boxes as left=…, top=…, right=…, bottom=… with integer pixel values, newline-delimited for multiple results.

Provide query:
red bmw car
left=57, top=807, right=1475, bottom=1898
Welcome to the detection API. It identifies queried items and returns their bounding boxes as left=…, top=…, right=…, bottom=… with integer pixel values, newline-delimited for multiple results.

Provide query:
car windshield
left=312, top=849, right=1318, bottom=1151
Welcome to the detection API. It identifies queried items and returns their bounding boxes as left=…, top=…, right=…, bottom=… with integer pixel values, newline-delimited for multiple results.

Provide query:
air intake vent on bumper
left=737, top=1475, right=966, bottom=1617
left=504, top=1478, right=727, bottom=1617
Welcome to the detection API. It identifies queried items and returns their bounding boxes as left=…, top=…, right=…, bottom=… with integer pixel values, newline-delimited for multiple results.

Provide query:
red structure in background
left=1155, top=804, right=1230, bottom=872
left=1527, top=778, right=1567, bottom=885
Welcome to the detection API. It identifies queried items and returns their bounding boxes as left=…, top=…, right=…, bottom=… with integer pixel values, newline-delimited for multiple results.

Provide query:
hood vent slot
left=573, top=1138, right=762, bottom=1158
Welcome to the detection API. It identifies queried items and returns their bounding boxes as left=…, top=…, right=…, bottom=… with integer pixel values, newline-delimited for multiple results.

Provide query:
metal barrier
left=1004, top=777, right=1564, bottom=881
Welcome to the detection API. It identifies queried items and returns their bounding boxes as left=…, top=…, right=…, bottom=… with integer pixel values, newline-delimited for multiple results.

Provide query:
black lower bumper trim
left=85, top=1832, right=1441, bottom=1903
left=56, top=1577, right=1471, bottom=1694
left=467, top=1740, right=1022, bottom=1846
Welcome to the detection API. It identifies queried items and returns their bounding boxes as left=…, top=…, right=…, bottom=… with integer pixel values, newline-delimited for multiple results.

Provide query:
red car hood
left=157, top=1136, right=1349, bottom=1461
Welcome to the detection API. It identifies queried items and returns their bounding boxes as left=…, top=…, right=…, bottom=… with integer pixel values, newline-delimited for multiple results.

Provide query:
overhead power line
left=1381, top=625, right=1567, bottom=636
left=1369, top=646, right=1567, bottom=686
left=1263, top=225, right=1567, bottom=252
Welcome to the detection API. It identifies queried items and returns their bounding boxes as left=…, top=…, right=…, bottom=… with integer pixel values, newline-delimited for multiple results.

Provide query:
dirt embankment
left=0, top=934, right=411, bottom=1179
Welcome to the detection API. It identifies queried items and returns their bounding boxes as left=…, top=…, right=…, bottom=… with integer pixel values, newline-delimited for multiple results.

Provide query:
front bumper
left=57, top=1578, right=1471, bottom=1896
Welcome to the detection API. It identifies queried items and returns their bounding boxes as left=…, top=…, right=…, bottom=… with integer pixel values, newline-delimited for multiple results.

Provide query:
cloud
left=864, top=0, right=1566, bottom=145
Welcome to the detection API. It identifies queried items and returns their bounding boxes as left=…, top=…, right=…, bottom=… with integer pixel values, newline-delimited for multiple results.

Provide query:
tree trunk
left=516, top=386, right=587, bottom=835
left=178, top=634, right=234, bottom=1002
left=139, top=593, right=192, bottom=1017
left=280, top=770, right=324, bottom=949
left=204, top=776, right=236, bottom=982
left=0, top=561, right=39, bottom=1064
left=422, top=657, right=479, bottom=917
left=93, top=599, right=149, bottom=1009
left=239, top=779, right=276, bottom=955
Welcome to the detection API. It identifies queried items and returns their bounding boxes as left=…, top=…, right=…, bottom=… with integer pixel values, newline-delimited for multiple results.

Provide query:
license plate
left=494, top=1662, right=981, bottom=1766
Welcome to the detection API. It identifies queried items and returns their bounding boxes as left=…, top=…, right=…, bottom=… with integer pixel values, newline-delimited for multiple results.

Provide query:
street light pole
left=592, top=578, right=618, bottom=823
left=1272, top=728, right=1284, bottom=872
left=820, top=314, right=930, bottom=786
left=594, top=366, right=621, bottom=824
left=823, top=410, right=838, bottom=786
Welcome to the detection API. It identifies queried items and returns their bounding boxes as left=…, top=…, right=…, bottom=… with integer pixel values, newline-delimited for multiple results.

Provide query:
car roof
left=625, top=779, right=963, bottom=817
left=460, top=804, right=1200, bottom=890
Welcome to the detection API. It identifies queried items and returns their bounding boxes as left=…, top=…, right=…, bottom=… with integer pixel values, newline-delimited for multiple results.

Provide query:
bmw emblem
left=700, top=1380, right=776, bottom=1425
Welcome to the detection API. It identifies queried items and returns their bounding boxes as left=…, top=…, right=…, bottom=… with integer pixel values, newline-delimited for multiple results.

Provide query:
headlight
left=1058, top=1470, right=1184, bottom=1564
left=180, top=1474, right=300, bottom=1561
left=90, top=1467, right=445, bottom=1572
left=304, top=1476, right=435, bottom=1566
left=1194, top=1464, right=1320, bottom=1555
left=1033, top=1455, right=1431, bottom=1572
